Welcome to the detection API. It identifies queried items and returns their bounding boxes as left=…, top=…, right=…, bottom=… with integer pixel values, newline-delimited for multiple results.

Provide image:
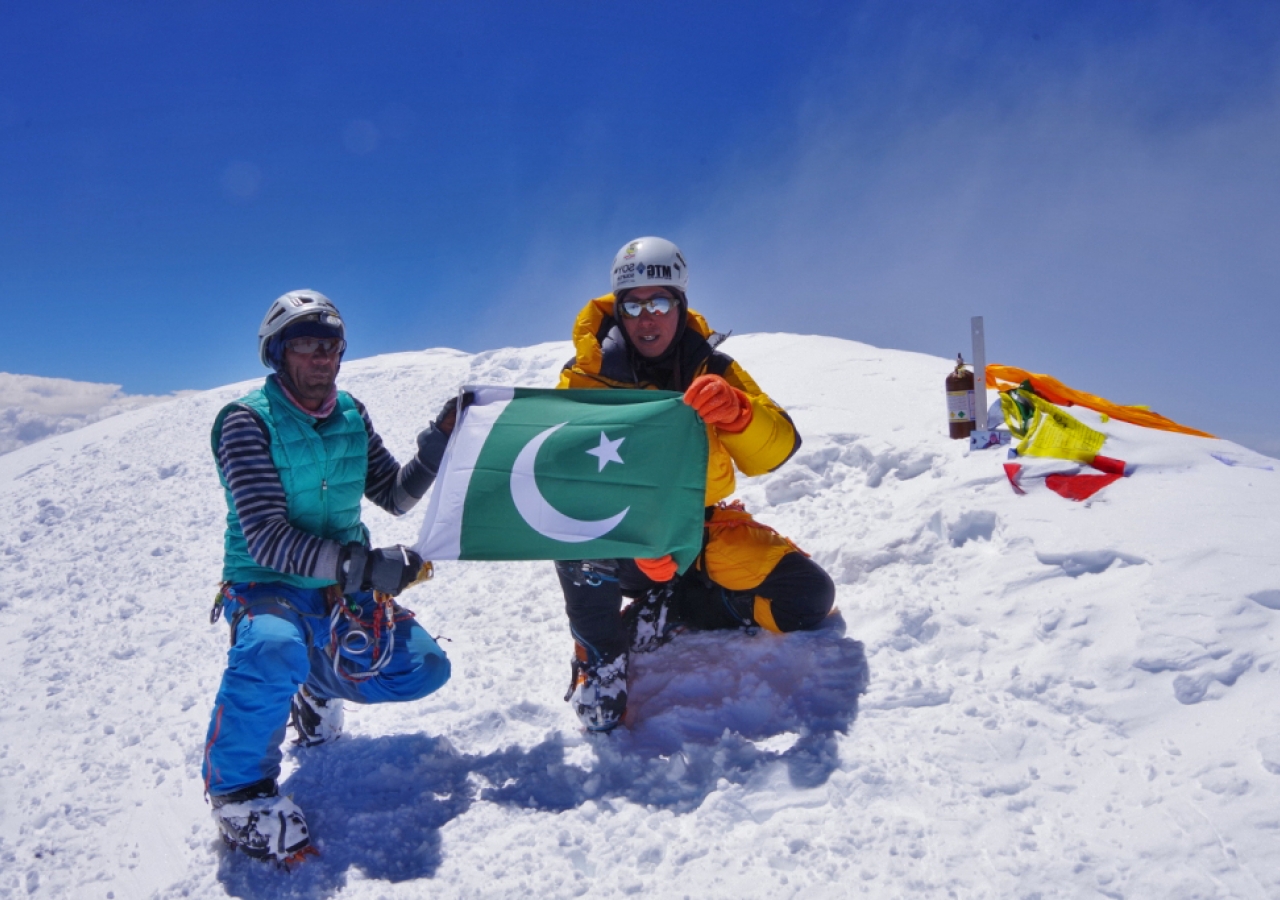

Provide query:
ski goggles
left=285, top=336, right=346, bottom=356
left=617, top=295, right=677, bottom=319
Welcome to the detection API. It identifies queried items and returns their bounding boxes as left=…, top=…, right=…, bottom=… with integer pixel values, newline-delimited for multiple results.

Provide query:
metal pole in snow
left=971, top=316, right=987, bottom=428
left=967, top=316, right=1007, bottom=450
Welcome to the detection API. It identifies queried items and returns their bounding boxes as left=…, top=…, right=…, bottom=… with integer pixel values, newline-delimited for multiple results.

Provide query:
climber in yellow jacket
left=556, top=236, right=836, bottom=732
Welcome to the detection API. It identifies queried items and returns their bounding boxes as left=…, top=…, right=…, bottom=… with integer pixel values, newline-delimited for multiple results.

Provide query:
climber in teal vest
left=202, top=289, right=460, bottom=863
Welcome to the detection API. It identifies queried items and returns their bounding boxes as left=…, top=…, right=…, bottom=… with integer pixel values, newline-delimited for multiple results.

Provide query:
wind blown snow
left=1, top=335, right=1278, bottom=899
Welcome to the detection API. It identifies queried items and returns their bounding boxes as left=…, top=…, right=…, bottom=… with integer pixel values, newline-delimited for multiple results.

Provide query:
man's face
left=282, top=338, right=341, bottom=410
left=619, top=286, right=680, bottom=359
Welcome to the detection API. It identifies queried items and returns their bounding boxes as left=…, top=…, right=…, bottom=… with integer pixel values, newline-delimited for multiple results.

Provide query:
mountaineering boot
left=211, top=779, right=313, bottom=863
left=721, top=589, right=759, bottom=630
left=290, top=685, right=344, bottom=747
left=677, top=576, right=761, bottom=633
left=565, top=644, right=628, bottom=733
left=624, top=583, right=681, bottom=653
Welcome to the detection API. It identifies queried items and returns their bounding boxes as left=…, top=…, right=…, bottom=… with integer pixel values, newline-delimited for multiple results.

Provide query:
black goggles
left=285, top=336, right=345, bottom=356
left=617, top=295, right=676, bottom=319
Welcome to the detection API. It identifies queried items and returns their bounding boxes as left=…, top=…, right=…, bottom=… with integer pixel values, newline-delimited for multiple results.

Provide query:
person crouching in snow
left=203, top=290, right=457, bottom=863
left=556, top=237, right=836, bottom=732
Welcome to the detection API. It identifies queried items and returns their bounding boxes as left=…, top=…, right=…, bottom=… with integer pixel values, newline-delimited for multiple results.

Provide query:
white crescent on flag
left=510, top=422, right=629, bottom=542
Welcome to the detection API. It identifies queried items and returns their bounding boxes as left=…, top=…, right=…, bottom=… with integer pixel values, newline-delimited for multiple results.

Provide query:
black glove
left=415, top=391, right=476, bottom=478
left=340, top=543, right=424, bottom=596
left=433, top=391, right=474, bottom=437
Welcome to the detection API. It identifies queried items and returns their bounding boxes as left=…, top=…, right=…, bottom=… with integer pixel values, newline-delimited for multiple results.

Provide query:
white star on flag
left=585, top=431, right=625, bottom=472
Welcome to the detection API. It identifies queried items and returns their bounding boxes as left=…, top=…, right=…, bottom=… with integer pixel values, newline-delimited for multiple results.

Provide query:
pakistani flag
left=414, top=387, right=709, bottom=571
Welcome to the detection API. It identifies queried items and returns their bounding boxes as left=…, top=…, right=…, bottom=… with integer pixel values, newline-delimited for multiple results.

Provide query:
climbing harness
left=208, top=561, right=436, bottom=684
left=325, top=590, right=402, bottom=682
left=324, top=562, right=433, bottom=683
left=210, top=584, right=228, bottom=624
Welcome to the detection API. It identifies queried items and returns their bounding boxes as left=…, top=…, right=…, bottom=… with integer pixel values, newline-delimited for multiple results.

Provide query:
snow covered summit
left=1, top=333, right=1278, bottom=899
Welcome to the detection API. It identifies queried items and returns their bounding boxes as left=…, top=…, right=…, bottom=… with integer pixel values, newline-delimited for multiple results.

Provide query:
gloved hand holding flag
left=414, top=387, right=708, bottom=572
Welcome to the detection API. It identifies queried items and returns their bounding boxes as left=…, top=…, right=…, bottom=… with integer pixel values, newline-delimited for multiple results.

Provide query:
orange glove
left=635, top=555, right=678, bottom=581
left=683, top=374, right=753, bottom=433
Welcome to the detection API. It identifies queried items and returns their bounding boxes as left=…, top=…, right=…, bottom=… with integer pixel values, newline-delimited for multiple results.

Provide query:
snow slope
left=1, top=334, right=1278, bottom=900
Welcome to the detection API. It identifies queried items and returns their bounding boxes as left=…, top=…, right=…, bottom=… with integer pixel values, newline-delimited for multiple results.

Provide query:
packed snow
left=1, top=334, right=1278, bottom=900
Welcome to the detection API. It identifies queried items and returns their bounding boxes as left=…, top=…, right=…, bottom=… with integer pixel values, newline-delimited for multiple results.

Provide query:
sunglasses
left=617, top=296, right=676, bottom=319
left=285, top=336, right=345, bottom=356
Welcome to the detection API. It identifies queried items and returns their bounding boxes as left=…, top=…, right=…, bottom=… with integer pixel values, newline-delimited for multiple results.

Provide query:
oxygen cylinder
left=946, top=354, right=976, bottom=439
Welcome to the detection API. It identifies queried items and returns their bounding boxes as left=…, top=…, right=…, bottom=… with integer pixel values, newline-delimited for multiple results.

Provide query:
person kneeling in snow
left=203, top=290, right=456, bottom=863
left=556, top=237, right=836, bottom=732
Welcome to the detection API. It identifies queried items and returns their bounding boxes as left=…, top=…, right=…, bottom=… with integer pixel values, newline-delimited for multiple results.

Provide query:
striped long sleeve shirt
left=215, top=396, right=447, bottom=582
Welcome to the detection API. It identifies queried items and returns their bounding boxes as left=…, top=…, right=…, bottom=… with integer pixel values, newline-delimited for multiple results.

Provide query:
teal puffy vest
left=211, top=377, right=370, bottom=587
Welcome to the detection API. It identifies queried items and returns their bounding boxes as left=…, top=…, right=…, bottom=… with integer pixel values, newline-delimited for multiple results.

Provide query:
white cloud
left=0, top=372, right=189, bottom=455
left=671, top=13, right=1280, bottom=454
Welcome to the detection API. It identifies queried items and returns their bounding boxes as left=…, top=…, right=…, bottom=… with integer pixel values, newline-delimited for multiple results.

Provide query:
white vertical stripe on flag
left=414, top=387, right=513, bottom=560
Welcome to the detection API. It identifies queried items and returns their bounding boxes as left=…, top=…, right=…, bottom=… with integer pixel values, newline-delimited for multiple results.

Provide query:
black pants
left=555, top=552, right=835, bottom=666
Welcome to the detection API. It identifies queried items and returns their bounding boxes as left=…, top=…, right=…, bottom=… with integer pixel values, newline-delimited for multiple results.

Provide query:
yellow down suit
left=555, top=294, right=834, bottom=648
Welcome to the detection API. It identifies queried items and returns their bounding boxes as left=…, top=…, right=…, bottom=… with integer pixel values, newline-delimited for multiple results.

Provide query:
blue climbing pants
left=202, top=583, right=450, bottom=797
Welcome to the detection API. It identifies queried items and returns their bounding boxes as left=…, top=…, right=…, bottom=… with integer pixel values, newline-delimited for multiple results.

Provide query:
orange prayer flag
left=986, top=365, right=1214, bottom=439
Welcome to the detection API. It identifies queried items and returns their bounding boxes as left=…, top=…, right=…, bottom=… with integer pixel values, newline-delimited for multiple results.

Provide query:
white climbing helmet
left=610, top=237, right=689, bottom=294
left=257, top=290, right=345, bottom=369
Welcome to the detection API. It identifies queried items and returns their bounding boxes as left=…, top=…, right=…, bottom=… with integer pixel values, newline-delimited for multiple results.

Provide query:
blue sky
left=3, top=1, right=1279, bottom=455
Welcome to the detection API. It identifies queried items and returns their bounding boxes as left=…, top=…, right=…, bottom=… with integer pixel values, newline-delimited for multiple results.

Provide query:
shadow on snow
left=213, top=614, right=868, bottom=898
